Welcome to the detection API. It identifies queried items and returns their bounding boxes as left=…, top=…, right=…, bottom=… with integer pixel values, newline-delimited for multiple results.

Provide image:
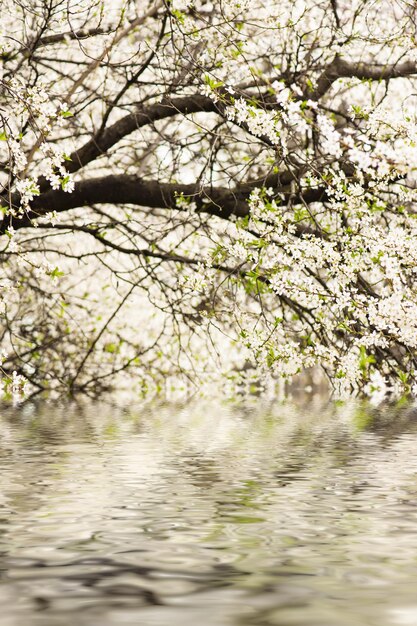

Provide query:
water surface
left=1, top=399, right=417, bottom=625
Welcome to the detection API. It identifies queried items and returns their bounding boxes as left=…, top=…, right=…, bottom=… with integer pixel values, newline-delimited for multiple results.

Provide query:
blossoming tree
left=1, top=0, right=417, bottom=398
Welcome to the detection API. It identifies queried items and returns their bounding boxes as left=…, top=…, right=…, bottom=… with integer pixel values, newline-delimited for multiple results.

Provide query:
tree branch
left=314, top=56, right=417, bottom=99
left=0, top=174, right=328, bottom=234
left=67, top=95, right=216, bottom=174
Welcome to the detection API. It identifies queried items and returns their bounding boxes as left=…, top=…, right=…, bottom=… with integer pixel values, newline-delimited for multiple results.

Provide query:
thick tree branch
left=67, top=95, right=216, bottom=173
left=0, top=174, right=328, bottom=236
left=25, top=27, right=112, bottom=51
left=314, top=56, right=417, bottom=99
left=1, top=176, right=248, bottom=233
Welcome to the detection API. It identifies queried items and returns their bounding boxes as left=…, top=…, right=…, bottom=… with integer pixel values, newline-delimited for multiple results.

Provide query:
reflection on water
left=1, top=400, right=417, bottom=625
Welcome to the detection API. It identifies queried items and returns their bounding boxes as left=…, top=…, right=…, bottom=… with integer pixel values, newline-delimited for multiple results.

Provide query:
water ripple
left=1, top=400, right=417, bottom=625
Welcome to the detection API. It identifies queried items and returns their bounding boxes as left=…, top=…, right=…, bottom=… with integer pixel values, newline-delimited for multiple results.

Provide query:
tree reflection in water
left=0, top=400, right=417, bottom=626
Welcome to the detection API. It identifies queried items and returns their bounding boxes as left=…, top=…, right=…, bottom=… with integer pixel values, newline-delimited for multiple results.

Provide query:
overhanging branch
left=0, top=174, right=327, bottom=234
left=314, top=56, right=417, bottom=99
left=67, top=95, right=217, bottom=174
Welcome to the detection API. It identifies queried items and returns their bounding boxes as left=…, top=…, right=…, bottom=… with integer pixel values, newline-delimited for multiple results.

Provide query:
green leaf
left=104, top=342, right=118, bottom=354
left=49, top=267, right=64, bottom=279
left=171, top=8, right=185, bottom=24
left=359, top=345, right=376, bottom=373
left=61, top=175, right=70, bottom=189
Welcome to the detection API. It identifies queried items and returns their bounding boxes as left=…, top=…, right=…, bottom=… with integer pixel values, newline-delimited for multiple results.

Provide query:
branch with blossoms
left=314, top=57, right=417, bottom=99
left=2, top=0, right=417, bottom=399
